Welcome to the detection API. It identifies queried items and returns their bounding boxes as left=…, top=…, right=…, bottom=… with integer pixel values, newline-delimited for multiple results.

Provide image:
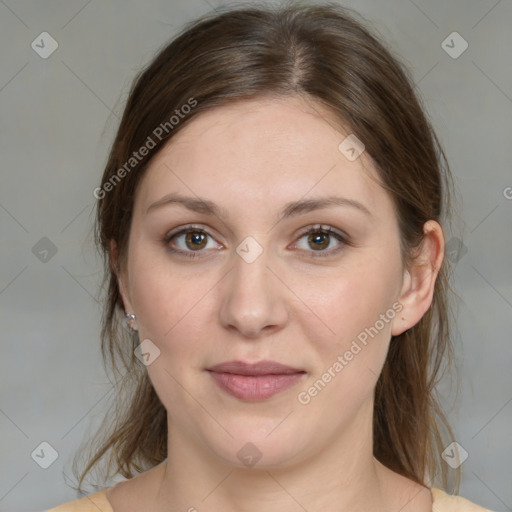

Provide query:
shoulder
left=431, top=488, right=496, bottom=512
left=44, top=488, right=113, bottom=512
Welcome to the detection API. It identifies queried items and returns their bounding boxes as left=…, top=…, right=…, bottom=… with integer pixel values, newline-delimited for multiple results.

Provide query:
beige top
left=45, top=487, right=496, bottom=511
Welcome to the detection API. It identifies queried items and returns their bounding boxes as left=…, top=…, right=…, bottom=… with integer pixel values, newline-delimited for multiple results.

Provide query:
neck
left=153, top=403, right=397, bottom=512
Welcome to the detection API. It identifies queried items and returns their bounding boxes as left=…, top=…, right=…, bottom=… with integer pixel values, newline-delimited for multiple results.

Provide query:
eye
left=163, top=224, right=349, bottom=260
left=163, top=225, right=222, bottom=258
left=293, top=225, right=348, bottom=257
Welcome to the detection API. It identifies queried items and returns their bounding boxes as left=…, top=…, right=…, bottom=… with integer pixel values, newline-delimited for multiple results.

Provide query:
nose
left=218, top=244, right=290, bottom=339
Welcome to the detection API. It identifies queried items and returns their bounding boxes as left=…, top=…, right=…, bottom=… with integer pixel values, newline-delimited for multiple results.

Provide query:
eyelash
left=162, top=224, right=349, bottom=259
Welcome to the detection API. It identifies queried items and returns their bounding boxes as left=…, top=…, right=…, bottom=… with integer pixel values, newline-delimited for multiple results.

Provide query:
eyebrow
left=146, top=193, right=372, bottom=219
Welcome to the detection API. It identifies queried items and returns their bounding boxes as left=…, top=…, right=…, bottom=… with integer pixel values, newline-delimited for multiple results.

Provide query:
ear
left=109, top=239, right=135, bottom=315
left=391, top=220, right=445, bottom=336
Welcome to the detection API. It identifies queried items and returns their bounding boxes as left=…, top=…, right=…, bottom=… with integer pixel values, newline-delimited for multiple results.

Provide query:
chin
left=206, top=429, right=306, bottom=471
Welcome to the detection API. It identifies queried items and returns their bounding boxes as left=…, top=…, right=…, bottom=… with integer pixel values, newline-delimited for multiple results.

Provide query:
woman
left=46, top=3, right=494, bottom=511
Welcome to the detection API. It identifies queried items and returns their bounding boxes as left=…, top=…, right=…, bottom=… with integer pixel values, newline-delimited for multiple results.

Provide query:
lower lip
left=208, top=371, right=305, bottom=401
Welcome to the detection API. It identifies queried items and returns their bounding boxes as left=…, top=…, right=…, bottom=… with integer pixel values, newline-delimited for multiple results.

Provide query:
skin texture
left=108, top=96, right=444, bottom=512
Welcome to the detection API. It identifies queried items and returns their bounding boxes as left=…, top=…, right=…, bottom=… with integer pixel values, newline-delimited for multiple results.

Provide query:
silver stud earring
left=125, top=312, right=138, bottom=331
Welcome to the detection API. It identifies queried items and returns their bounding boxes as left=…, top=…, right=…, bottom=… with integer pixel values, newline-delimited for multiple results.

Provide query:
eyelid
left=294, top=224, right=347, bottom=241
left=164, top=223, right=218, bottom=240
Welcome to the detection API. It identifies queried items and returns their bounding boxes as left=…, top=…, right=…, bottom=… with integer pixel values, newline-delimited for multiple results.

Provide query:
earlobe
left=391, top=220, right=444, bottom=337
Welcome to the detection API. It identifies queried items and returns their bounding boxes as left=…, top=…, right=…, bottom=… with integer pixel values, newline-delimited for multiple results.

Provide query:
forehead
left=135, top=96, right=394, bottom=221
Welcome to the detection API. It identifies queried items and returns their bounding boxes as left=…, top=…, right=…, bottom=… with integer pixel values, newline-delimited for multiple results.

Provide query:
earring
left=125, top=312, right=138, bottom=331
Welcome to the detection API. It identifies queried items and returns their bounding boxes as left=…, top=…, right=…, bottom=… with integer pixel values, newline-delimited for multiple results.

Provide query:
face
left=117, top=95, right=414, bottom=469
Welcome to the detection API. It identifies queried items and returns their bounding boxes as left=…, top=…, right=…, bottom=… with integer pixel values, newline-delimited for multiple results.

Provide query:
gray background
left=0, top=1, right=511, bottom=511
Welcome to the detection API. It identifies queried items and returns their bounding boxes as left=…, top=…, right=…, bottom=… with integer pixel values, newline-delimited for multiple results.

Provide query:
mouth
left=206, top=360, right=306, bottom=401
left=206, top=360, right=305, bottom=376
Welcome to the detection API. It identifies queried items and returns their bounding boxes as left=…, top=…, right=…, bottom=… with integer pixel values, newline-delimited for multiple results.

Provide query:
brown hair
left=75, top=1, right=460, bottom=493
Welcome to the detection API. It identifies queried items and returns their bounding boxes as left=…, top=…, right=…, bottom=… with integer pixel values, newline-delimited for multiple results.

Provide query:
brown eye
left=164, top=226, right=221, bottom=259
left=185, top=231, right=208, bottom=250
left=294, top=225, right=348, bottom=258
left=307, top=231, right=330, bottom=250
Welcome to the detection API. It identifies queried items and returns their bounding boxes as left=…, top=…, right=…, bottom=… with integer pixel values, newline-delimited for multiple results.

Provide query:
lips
left=206, top=360, right=306, bottom=401
left=207, top=360, right=305, bottom=376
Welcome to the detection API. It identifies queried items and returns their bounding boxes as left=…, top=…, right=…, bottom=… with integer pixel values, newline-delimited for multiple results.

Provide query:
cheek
left=296, top=288, right=394, bottom=417
left=291, top=252, right=401, bottom=404
left=132, top=269, right=217, bottom=346
left=292, top=253, right=401, bottom=348
left=127, top=251, right=224, bottom=400
left=127, top=235, right=208, bottom=337
left=127, top=255, right=218, bottom=414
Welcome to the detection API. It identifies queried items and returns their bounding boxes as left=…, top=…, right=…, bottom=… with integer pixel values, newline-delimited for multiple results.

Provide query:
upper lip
left=207, top=360, right=305, bottom=376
